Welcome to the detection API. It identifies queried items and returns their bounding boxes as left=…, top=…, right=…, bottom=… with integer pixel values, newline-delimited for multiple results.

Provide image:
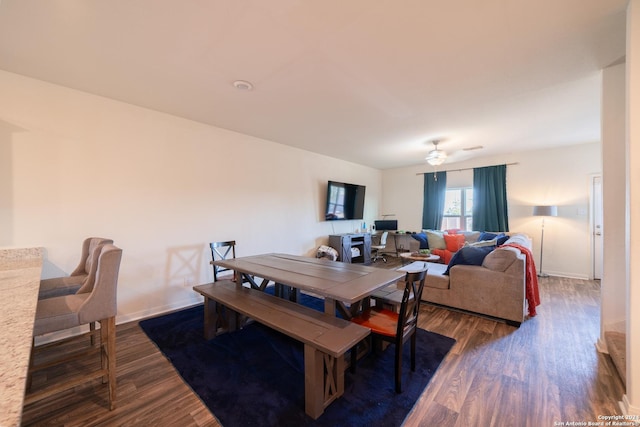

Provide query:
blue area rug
left=140, top=294, right=455, bottom=427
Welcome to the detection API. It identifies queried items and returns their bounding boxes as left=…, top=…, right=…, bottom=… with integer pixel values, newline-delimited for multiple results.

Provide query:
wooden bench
left=193, top=280, right=370, bottom=419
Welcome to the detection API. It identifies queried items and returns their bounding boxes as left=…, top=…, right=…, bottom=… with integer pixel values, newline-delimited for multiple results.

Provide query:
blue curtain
left=472, top=165, right=509, bottom=232
left=422, top=171, right=447, bottom=230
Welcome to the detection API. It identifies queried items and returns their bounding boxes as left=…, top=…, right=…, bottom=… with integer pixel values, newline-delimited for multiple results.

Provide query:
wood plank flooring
left=21, top=272, right=625, bottom=426
left=405, top=275, right=625, bottom=427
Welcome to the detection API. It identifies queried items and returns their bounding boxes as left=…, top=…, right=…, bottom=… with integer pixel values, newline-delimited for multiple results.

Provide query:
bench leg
left=203, top=297, right=218, bottom=340
left=203, top=298, right=241, bottom=339
left=304, top=344, right=345, bottom=420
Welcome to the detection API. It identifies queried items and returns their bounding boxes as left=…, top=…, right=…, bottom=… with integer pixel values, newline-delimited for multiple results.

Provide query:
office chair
left=371, top=231, right=389, bottom=263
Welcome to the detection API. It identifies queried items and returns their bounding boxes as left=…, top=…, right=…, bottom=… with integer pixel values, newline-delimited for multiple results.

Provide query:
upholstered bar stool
left=26, top=243, right=122, bottom=410
left=39, top=237, right=113, bottom=345
left=38, top=237, right=113, bottom=299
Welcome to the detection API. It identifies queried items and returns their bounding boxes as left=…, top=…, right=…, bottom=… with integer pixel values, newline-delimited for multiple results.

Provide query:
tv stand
left=328, top=233, right=371, bottom=264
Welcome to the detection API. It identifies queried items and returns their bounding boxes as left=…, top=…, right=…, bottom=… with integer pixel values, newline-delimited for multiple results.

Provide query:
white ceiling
left=0, top=0, right=628, bottom=169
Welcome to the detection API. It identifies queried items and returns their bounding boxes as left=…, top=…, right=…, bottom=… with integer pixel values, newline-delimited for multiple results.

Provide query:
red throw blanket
left=501, top=243, right=540, bottom=317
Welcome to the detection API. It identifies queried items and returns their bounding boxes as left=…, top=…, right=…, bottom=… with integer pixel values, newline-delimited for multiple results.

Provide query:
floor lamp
left=533, top=205, right=558, bottom=277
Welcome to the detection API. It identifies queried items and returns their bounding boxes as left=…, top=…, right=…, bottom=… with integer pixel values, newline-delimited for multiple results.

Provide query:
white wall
left=625, top=0, right=640, bottom=415
left=382, top=143, right=602, bottom=279
left=0, top=70, right=382, bottom=322
left=600, top=62, right=627, bottom=339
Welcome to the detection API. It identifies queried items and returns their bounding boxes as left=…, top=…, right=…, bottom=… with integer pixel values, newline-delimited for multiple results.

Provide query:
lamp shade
left=532, top=205, right=558, bottom=217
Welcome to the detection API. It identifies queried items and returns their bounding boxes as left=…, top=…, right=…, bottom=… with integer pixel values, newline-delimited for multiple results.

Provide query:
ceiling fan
left=425, top=140, right=447, bottom=166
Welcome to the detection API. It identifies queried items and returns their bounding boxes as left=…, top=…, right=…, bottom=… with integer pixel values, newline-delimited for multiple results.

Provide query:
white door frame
left=589, top=174, right=603, bottom=280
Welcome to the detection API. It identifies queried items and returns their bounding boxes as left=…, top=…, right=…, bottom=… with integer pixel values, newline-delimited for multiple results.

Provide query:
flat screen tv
left=324, top=180, right=366, bottom=221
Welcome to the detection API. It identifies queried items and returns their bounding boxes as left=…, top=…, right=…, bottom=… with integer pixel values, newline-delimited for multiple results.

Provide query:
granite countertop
left=0, top=247, right=43, bottom=427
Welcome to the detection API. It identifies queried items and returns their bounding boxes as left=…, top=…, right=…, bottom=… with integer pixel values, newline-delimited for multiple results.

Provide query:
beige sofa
left=408, top=234, right=531, bottom=326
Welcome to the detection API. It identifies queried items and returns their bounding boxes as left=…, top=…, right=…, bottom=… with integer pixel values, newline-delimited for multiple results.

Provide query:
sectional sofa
left=408, top=233, right=533, bottom=326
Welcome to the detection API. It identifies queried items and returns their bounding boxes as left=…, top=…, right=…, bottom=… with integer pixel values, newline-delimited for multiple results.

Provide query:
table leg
left=242, top=273, right=260, bottom=290
left=324, top=297, right=335, bottom=315
left=274, top=283, right=299, bottom=302
left=348, top=297, right=371, bottom=316
left=394, top=233, right=399, bottom=257
left=259, top=278, right=270, bottom=291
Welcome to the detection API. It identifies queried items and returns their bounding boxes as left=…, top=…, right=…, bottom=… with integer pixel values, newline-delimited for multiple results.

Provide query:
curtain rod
left=415, top=162, right=519, bottom=175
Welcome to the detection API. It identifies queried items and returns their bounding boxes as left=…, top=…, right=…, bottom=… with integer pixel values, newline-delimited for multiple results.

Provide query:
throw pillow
left=496, top=234, right=509, bottom=245
left=425, top=230, right=446, bottom=250
left=466, top=238, right=497, bottom=248
left=478, top=231, right=498, bottom=241
left=411, top=232, right=429, bottom=249
left=431, top=248, right=453, bottom=264
left=444, top=233, right=465, bottom=252
left=479, top=231, right=509, bottom=245
left=460, top=230, right=481, bottom=243
left=504, top=234, right=530, bottom=248
left=444, top=246, right=495, bottom=275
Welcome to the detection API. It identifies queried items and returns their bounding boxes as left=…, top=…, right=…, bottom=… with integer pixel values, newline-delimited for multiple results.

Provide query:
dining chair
left=209, top=240, right=239, bottom=281
left=350, top=269, right=427, bottom=393
left=371, top=231, right=389, bottom=263
left=26, top=243, right=123, bottom=410
left=38, top=237, right=114, bottom=299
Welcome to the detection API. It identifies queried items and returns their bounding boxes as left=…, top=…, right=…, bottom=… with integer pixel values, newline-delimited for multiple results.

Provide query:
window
left=442, top=188, right=473, bottom=230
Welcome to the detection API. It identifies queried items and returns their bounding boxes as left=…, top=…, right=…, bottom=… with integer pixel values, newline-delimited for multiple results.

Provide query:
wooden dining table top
left=212, top=253, right=405, bottom=304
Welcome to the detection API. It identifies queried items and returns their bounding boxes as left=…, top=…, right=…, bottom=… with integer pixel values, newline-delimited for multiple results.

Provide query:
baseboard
left=539, top=270, right=591, bottom=280
left=619, top=394, right=640, bottom=416
left=34, top=324, right=92, bottom=345
left=595, top=338, right=609, bottom=354
left=116, top=298, right=204, bottom=325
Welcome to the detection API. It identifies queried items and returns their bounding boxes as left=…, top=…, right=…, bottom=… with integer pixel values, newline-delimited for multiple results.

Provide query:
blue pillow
left=496, top=234, right=509, bottom=245
left=444, top=246, right=495, bottom=275
left=411, top=232, right=429, bottom=249
left=478, top=231, right=498, bottom=241
left=479, top=231, right=509, bottom=245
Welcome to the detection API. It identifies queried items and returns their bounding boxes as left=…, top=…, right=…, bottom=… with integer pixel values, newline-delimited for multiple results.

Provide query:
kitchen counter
left=0, top=247, right=43, bottom=427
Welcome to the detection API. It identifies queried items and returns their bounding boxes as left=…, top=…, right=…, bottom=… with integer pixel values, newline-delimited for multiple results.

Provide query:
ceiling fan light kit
left=425, top=140, right=447, bottom=166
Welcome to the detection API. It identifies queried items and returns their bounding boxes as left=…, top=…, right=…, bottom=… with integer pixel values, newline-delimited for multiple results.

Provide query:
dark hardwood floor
left=22, top=263, right=625, bottom=426
left=405, top=275, right=624, bottom=427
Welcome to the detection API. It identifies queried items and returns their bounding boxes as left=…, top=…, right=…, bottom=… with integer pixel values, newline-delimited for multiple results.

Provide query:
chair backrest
left=71, top=237, right=114, bottom=277
left=396, top=269, right=427, bottom=341
left=210, top=240, right=237, bottom=281
left=77, top=243, right=122, bottom=324
left=379, top=231, right=389, bottom=245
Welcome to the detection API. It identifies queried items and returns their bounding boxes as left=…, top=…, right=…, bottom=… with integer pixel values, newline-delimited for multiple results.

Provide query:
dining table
left=211, top=253, right=405, bottom=318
